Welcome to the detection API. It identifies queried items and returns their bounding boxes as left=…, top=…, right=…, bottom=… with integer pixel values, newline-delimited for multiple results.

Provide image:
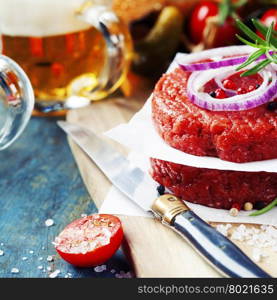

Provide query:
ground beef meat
left=150, top=158, right=277, bottom=209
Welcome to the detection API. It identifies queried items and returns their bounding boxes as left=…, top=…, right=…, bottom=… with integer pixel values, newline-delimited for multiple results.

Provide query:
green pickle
left=132, top=6, right=184, bottom=77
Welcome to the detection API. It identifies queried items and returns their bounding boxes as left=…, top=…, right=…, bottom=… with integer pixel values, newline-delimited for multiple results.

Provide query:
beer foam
left=0, top=0, right=91, bottom=37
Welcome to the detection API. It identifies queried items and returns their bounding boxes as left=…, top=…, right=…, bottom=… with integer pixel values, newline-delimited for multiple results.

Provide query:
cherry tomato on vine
left=54, top=214, right=123, bottom=267
left=188, top=1, right=238, bottom=47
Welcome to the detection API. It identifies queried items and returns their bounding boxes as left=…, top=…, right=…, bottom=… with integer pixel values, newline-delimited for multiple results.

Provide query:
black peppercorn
left=209, top=91, right=216, bottom=98
left=254, top=201, right=266, bottom=210
left=157, top=185, right=165, bottom=196
left=267, top=102, right=277, bottom=111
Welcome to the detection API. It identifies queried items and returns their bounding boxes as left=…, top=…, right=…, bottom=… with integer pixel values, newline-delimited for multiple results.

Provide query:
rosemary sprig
left=236, top=19, right=277, bottom=77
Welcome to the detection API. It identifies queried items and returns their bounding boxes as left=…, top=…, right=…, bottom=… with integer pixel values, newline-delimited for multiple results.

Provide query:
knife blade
left=57, top=120, right=272, bottom=278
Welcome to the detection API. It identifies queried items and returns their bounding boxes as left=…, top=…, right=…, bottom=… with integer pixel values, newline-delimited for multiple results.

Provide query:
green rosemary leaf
left=240, top=58, right=271, bottom=77
left=236, top=34, right=264, bottom=48
left=266, top=22, right=274, bottom=46
left=236, top=20, right=268, bottom=46
left=252, top=19, right=277, bottom=38
left=236, top=48, right=265, bottom=71
left=252, top=19, right=277, bottom=48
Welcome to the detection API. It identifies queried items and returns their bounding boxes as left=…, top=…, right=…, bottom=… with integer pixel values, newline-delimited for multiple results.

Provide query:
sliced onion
left=187, top=66, right=277, bottom=111
left=178, top=45, right=264, bottom=71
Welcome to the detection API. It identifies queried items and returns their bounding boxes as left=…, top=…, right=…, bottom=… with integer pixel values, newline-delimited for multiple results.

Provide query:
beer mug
left=0, top=0, right=132, bottom=104
left=0, top=55, right=34, bottom=150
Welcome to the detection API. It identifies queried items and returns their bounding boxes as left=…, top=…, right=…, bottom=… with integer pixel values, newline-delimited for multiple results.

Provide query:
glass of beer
left=0, top=55, right=34, bottom=150
left=0, top=0, right=132, bottom=105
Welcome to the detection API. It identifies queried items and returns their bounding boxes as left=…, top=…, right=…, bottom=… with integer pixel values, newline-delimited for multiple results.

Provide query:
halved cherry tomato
left=54, top=214, right=123, bottom=267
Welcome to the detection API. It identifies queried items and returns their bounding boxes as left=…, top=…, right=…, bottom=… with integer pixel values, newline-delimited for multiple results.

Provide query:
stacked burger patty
left=151, top=67, right=277, bottom=210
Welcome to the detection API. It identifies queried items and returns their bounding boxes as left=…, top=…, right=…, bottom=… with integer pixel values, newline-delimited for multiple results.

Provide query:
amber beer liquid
left=0, top=0, right=131, bottom=101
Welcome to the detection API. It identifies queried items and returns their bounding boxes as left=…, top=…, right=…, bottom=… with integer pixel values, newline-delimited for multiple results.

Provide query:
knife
left=57, top=120, right=272, bottom=278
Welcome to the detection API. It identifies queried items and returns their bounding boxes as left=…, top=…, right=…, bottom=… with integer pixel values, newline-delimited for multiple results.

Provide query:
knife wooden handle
left=151, top=194, right=272, bottom=278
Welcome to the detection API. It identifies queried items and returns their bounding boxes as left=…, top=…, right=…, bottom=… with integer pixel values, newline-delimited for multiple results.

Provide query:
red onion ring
left=178, top=45, right=265, bottom=72
left=187, top=66, right=277, bottom=111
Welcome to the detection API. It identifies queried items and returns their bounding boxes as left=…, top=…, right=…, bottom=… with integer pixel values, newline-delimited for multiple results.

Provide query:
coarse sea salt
left=47, top=255, right=53, bottom=262
left=22, top=257, right=28, bottom=261
left=49, top=269, right=60, bottom=278
left=0, top=250, right=4, bottom=256
left=215, top=223, right=277, bottom=262
left=64, top=272, right=72, bottom=278
left=115, top=271, right=133, bottom=278
left=45, top=219, right=54, bottom=227
left=11, top=268, right=19, bottom=274
left=94, top=265, right=107, bottom=273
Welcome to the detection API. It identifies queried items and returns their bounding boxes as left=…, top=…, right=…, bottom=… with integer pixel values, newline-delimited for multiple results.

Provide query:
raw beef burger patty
left=152, top=68, right=277, bottom=163
left=151, top=66, right=277, bottom=209
left=150, top=158, right=277, bottom=210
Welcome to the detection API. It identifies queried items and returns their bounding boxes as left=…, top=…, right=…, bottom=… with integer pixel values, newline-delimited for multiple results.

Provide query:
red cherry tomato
left=257, top=9, right=277, bottom=38
left=54, top=214, right=123, bottom=267
left=189, top=1, right=238, bottom=47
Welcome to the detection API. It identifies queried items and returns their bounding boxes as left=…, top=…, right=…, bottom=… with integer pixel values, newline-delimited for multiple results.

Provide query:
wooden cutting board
left=66, top=90, right=277, bottom=278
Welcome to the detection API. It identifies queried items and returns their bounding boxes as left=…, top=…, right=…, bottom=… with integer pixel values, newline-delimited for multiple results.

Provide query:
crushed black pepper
left=157, top=185, right=165, bottom=196
left=267, top=101, right=277, bottom=111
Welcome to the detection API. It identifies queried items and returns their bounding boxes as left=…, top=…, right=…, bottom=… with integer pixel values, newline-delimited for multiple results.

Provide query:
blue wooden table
left=0, top=116, right=132, bottom=278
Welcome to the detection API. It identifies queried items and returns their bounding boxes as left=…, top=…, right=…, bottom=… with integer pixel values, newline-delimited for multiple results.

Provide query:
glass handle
left=71, top=3, right=132, bottom=100
left=0, top=55, right=34, bottom=150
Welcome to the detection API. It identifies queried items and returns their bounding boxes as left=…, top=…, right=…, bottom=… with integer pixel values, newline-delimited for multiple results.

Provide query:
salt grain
left=47, top=266, right=52, bottom=271
left=110, top=269, right=116, bottom=273
left=0, top=243, right=3, bottom=246
left=94, top=265, right=107, bottom=273
left=115, top=271, right=133, bottom=278
left=11, top=268, right=19, bottom=274
left=29, top=250, right=34, bottom=254
left=0, top=250, right=4, bottom=256
left=47, top=255, right=53, bottom=262
left=38, top=257, right=43, bottom=261
left=252, top=248, right=262, bottom=263
left=38, top=266, right=43, bottom=270
left=22, top=257, right=28, bottom=261
left=81, top=214, right=87, bottom=218
left=45, top=219, right=54, bottom=227
left=49, top=269, right=60, bottom=278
